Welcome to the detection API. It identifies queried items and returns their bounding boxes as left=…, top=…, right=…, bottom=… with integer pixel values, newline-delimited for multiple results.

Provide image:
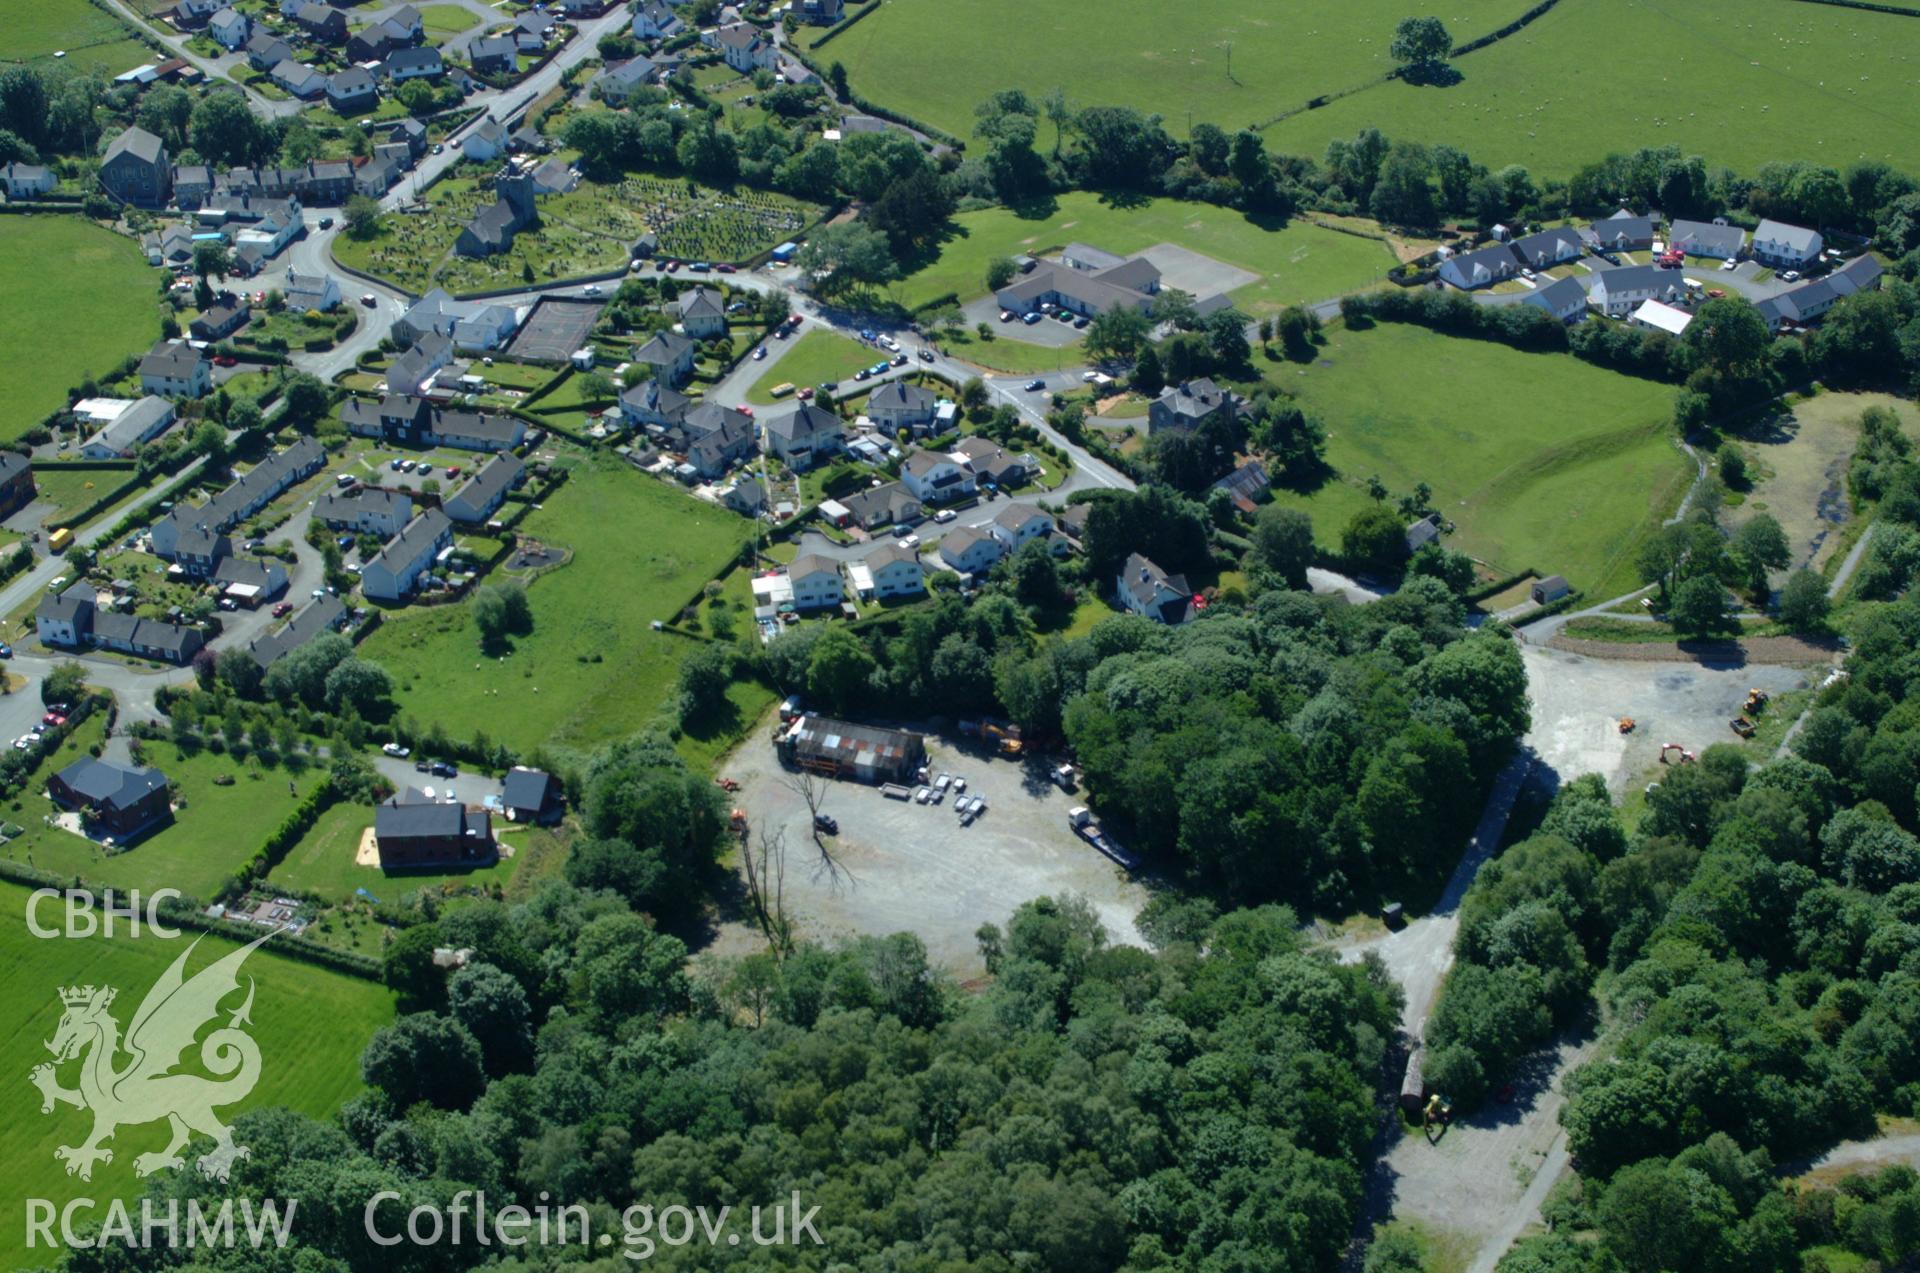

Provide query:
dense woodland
left=62, top=892, right=1404, bottom=1272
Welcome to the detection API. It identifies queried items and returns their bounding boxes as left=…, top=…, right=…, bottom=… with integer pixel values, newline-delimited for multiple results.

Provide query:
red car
left=272, top=602, right=293, bottom=618
left=445, top=465, right=461, bottom=478
left=716, top=263, right=736, bottom=274
left=737, top=404, right=754, bottom=418
left=797, top=386, right=814, bottom=400
left=42, top=713, right=66, bottom=727
left=213, top=354, right=238, bottom=367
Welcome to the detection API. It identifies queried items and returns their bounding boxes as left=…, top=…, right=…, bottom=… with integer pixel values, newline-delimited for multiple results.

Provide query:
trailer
left=880, top=783, right=912, bottom=800
left=1399, top=1046, right=1428, bottom=1113
left=1067, top=806, right=1139, bottom=871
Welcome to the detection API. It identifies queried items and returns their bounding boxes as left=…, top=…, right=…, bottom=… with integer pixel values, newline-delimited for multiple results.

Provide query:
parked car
left=899, top=534, right=920, bottom=549
left=689, top=262, right=711, bottom=273
left=430, top=761, right=457, bottom=778
left=1721, top=258, right=1739, bottom=271
left=858, top=328, right=875, bottom=341
left=582, top=284, right=602, bottom=296
left=1022, top=311, right=1043, bottom=325
left=797, top=386, right=814, bottom=400
left=445, top=465, right=461, bottom=478
left=360, top=293, right=377, bottom=307
left=218, top=597, right=237, bottom=612
left=42, top=712, right=66, bottom=727
left=382, top=742, right=411, bottom=758
left=271, top=602, right=292, bottom=617
left=999, top=309, right=1015, bottom=323
left=318, top=216, right=334, bottom=230
left=1782, top=270, right=1801, bottom=282
left=917, top=349, right=935, bottom=362
left=891, top=353, right=907, bottom=366
left=717, top=263, right=736, bottom=273
left=390, top=457, right=405, bottom=470
left=0, top=644, right=13, bottom=660
left=1073, top=316, right=1089, bottom=328
left=752, top=346, right=767, bottom=360
left=812, top=813, right=838, bottom=835
left=933, top=509, right=956, bottom=523
left=854, top=368, right=871, bottom=381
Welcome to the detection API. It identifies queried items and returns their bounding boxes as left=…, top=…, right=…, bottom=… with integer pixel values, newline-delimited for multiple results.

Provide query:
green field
left=362, top=458, right=754, bottom=756
left=266, top=800, right=522, bottom=901
left=0, top=881, right=392, bottom=1264
left=746, top=330, right=882, bottom=403
left=893, top=192, right=1398, bottom=315
left=6, top=730, right=328, bottom=905
left=0, top=0, right=149, bottom=69
left=829, top=0, right=1531, bottom=139
left=1271, top=323, right=1686, bottom=595
left=1268, top=0, right=1920, bottom=178
left=0, top=219, right=162, bottom=440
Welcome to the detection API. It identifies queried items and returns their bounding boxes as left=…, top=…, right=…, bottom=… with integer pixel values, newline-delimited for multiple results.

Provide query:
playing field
left=0, top=0, right=149, bottom=69
left=747, top=329, right=881, bottom=403
left=0, top=880, right=392, bottom=1268
left=7, top=732, right=329, bottom=904
left=827, top=0, right=1532, bottom=139
left=1267, top=0, right=1920, bottom=178
left=1270, top=323, right=1687, bottom=596
left=0, top=218, right=161, bottom=440
left=362, top=458, right=754, bottom=756
left=894, top=192, right=1398, bottom=315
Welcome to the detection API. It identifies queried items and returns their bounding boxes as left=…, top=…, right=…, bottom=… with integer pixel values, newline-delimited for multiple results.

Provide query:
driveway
left=373, top=754, right=500, bottom=805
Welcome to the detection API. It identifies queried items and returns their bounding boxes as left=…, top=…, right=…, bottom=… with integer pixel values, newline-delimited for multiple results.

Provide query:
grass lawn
left=1270, top=322, right=1686, bottom=596
left=28, top=463, right=152, bottom=526
left=0, top=879, right=392, bottom=1266
left=266, top=799, right=521, bottom=901
left=829, top=0, right=1533, bottom=139
left=747, top=330, right=881, bottom=403
left=9, top=736, right=327, bottom=904
left=419, top=2, right=480, bottom=38
left=0, top=219, right=162, bottom=440
left=0, top=0, right=148, bottom=69
left=893, top=191, right=1398, bottom=316
left=934, top=327, right=1091, bottom=374
left=362, top=457, right=755, bottom=757
left=1267, top=0, right=1920, bottom=179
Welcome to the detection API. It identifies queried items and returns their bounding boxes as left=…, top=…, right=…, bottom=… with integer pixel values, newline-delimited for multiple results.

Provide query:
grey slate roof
left=1667, top=219, right=1746, bottom=257
left=105, top=126, right=165, bottom=166
left=55, top=758, right=169, bottom=811
left=247, top=594, right=345, bottom=668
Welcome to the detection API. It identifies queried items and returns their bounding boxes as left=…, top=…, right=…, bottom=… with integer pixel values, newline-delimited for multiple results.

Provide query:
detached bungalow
left=1438, top=243, right=1522, bottom=290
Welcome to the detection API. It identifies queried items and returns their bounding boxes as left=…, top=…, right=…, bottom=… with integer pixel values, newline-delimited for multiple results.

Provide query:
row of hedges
left=1450, top=0, right=1566, bottom=57
left=1464, top=568, right=1537, bottom=605
left=31, top=459, right=136, bottom=474
left=216, top=777, right=341, bottom=903
left=1790, top=0, right=1920, bottom=14
left=807, top=0, right=884, bottom=49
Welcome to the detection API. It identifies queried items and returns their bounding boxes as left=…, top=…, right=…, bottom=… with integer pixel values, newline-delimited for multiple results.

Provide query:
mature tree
left=447, top=961, right=534, bottom=1077
left=1668, top=573, right=1733, bottom=637
left=1341, top=505, right=1407, bottom=574
left=472, top=582, right=533, bottom=651
left=1389, top=16, right=1452, bottom=76
left=806, top=625, right=877, bottom=713
left=0, top=67, right=50, bottom=149
left=1684, top=297, right=1771, bottom=376
left=1369, top=141, right=1437, bottom=226
left=361, top=1013, right=485, bottom=1110
left=1252, top=505, right=1315, bottom=589
left=1731, top=513, right=1789, bottom=595
left=985, top=256, right=1018, bottom=291
left=1131, top=344, right=1165, bottom=396
left=279, top=373, right=331, bottom=428
left=794, top=223, right=896, bottom=298
left=215, top=647, right=265, bottom=698
left=324, top=657, right=392, bottom=715
left=1006, top=538, right=1066, bottom=612
left=675, top=641, right=732, bottom=722
left=189, top=91, right=267, bottom=169
left=1085, top=305, right=1151, bottom=362
left=1203, top=308, right=1251, bottom=367
left=342, top=193, right=382, bottom=240
left=1778, top=567, right=1829, bottom=631
left=869, top=166, right=954, bottom=253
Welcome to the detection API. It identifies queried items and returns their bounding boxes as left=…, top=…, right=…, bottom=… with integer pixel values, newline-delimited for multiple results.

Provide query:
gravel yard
left=719, top=726, right=1149, bottom=976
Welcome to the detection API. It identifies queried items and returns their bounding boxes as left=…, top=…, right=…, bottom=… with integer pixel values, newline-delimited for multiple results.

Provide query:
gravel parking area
left=722, top=726, right=1148, bottom=975
left=1523, top=644, right=1817, bottom=795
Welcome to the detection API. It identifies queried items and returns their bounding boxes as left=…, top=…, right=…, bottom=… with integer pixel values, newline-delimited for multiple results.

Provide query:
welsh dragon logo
left=31, top=932, right=272, bottom=1183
